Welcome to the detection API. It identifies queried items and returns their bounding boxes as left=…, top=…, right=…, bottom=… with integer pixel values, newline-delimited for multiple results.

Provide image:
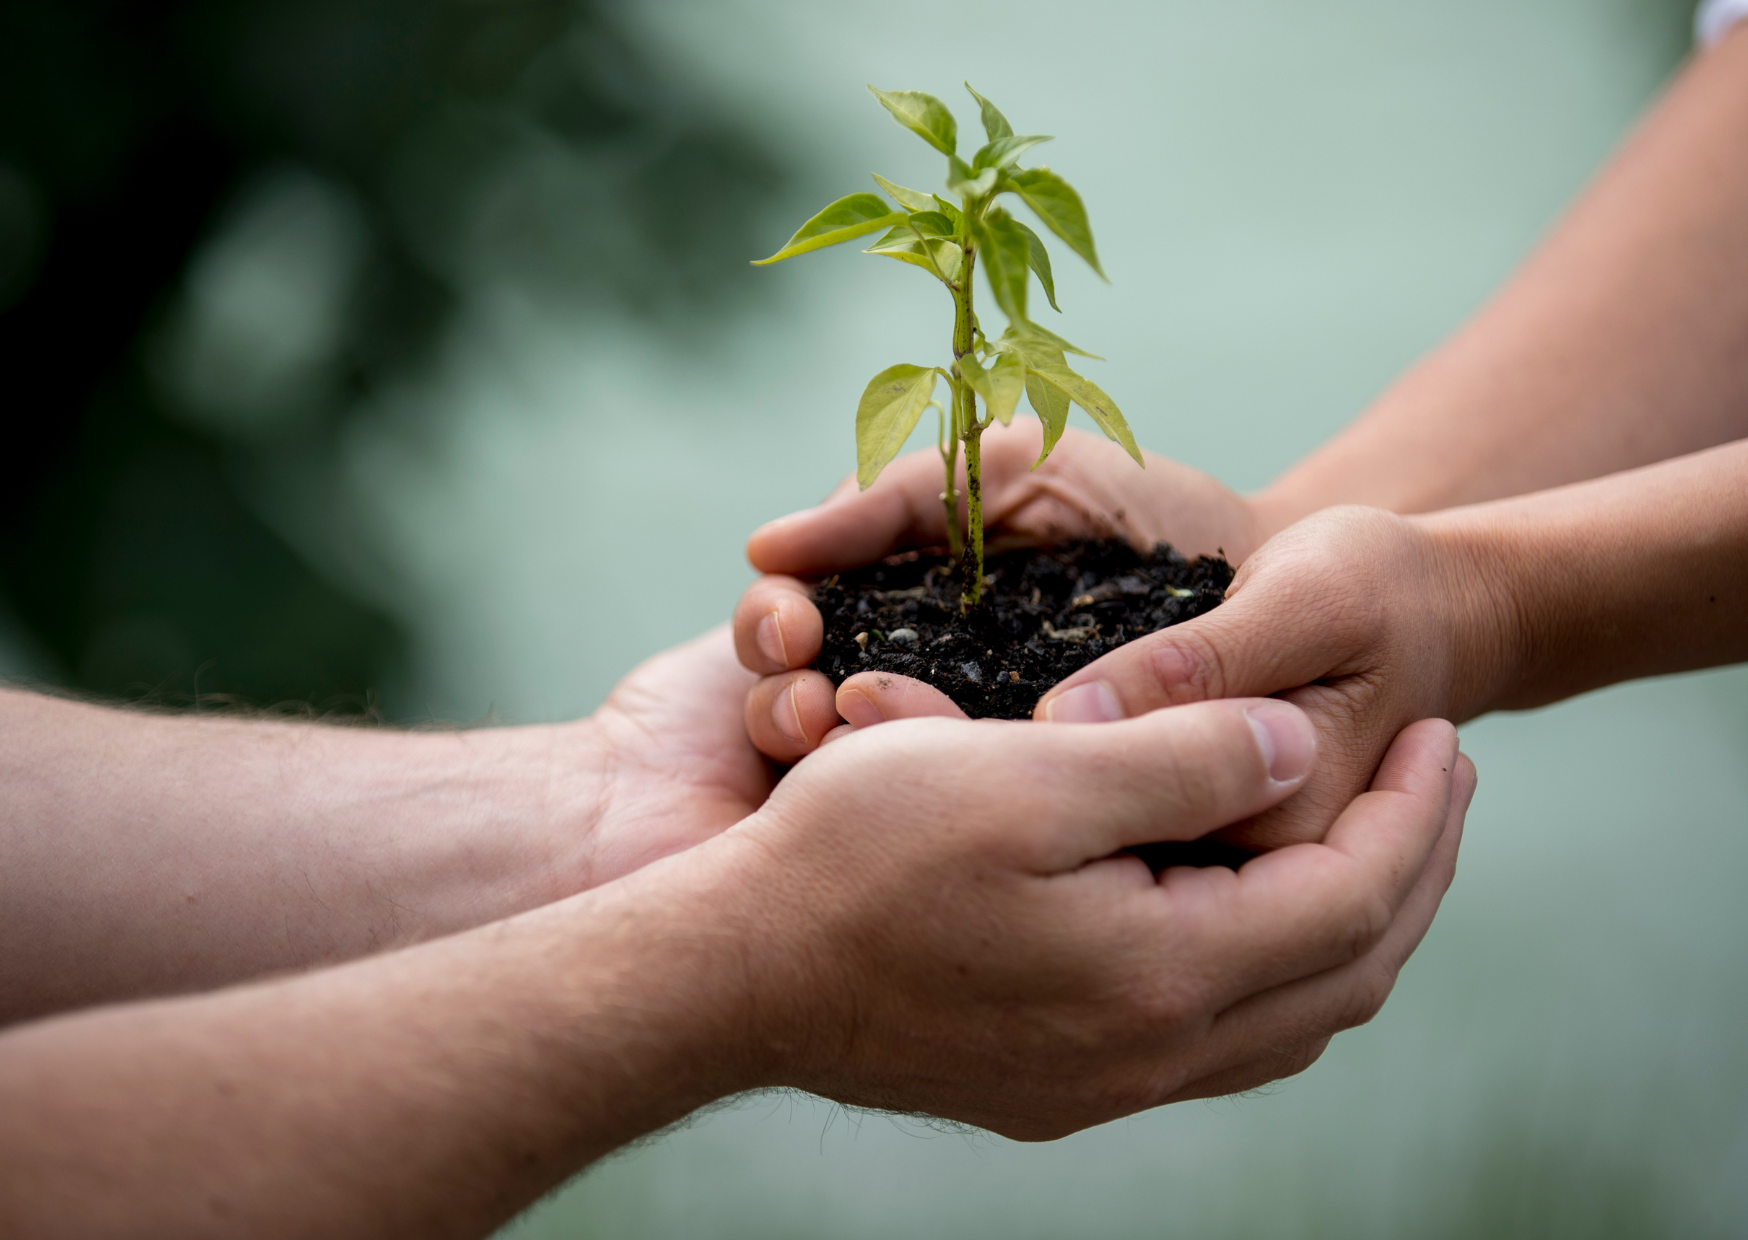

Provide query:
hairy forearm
left=0, top=692, right=608, bottom=1022
left=1423, top=438, right=1748, bottom=715
left=0, top=843, right=761, bottom=1240
left=1257, top=26, right=1748, bottom=531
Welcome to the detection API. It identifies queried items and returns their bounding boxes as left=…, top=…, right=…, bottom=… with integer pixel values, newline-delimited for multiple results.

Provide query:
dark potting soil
left=813, top=539, right=1251, bottom=871
left=813, top=539, right=1234, bottom=721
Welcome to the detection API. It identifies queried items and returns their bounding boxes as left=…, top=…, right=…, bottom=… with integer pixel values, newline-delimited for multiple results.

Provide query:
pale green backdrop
left=13, top=0, right=1739, bottom=1235
left=481, top=3, right=1746, bottom=1236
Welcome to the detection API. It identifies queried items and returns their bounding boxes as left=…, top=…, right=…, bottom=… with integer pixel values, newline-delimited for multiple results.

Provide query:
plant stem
left=951, top=239, right=984, bottom=606
left=939, top=406, right=962, bottom=560
left=963, top=419, right=985, bottom=605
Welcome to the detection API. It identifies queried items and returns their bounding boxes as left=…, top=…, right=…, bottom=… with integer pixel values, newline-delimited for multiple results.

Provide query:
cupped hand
left=712, top=698, right=1474, bottom=1135
left=552, top=626, right=775, bottom=889
left=1030, top=505, right=1510, bottom=851
left=734, top=421, right=1264, bottom=760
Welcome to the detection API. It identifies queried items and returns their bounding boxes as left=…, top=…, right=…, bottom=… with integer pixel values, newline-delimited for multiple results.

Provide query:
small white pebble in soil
left=853, top=631, right=869, bottom=650
left=961, top=661, right=983, bottom=683
left=888, top=628, right=919, bottom=646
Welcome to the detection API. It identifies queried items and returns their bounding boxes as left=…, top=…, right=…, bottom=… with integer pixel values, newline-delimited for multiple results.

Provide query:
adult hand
left=1025, top=506, right=1505, bottom=851
left=566, top=625, right=776, bottom=885
left=721, top=705, right=1473, bottom=1133
left=734, top=421, right=1264, bottom=760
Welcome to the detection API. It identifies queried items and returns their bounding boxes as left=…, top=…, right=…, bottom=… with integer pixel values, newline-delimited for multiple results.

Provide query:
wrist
left=1410, top=506, right=1536, bottom=720
left=554, top=830, right=812, bottom=1103
left=374, top=719, right=613, bottom=935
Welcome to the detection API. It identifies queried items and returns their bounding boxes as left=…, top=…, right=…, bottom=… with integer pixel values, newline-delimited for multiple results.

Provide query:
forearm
left=0, top=842, right=762, bottom=1240
left=1422, top=438, right=1748, bottom=715
left=1256, top=26, right=1748, bottom=532
left=0, top=692, right=608, bottom=1022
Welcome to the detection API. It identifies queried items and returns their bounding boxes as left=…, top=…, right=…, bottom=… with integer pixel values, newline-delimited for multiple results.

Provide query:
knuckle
left=1341, top=889, right=1395, bottom=964
left=1146, top=627, right=1227, bottom=705
left=1336, top=965, right=1397, bottom=1031
left=1274, top=1038, right=1332, bottom=1082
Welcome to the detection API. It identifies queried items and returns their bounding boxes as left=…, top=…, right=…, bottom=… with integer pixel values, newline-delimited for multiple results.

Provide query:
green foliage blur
left=0, top=0, right=782, bottom=712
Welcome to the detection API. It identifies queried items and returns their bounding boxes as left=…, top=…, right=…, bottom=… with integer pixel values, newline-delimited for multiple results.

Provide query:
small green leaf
left=1006, top=319, right=1103, bottom=360
left=963, top=83, right=1013, bottom=141
left=905, top=210, right=956, bottom=238
left=868, top=86, right=957, bottom=157
left=753, top=193, right=907, bottom=265
left=857, top=364, right=938, bottom=488
left=932, top=195, right=964, bottom=228
left=1008, top=168, right=1104, bottom=279
left=970, top=211, right=1030, bottom=325
left=1025, top=371, right=1070, bottom=465
left=961, top=350, right=1025, bottom=425
left=972, top=134, right=1052, bottom=172
left=1008, top=219, right=1059, bottom=312
left=863, top=226, right=962, bottom=283
left=1029, top=365, right=1142, bottom=464
left=946, top=156, right=998, bottom=200
left=872, top=173, right=937, bottom=212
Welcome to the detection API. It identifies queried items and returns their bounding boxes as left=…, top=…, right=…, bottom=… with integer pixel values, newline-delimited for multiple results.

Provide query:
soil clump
left=813, top=539, right=1234, bottom=721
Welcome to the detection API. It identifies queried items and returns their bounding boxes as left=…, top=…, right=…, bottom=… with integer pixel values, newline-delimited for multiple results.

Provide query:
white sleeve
left=1697, top=0, right=1748, bottom=45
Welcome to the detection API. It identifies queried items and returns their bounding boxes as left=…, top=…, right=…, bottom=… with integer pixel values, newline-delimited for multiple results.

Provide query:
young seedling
left=754, top=83, right=1141, bottom=606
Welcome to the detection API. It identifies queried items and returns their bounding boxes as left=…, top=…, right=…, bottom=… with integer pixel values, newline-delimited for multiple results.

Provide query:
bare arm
left=0, top=701, right=1470, bottom=1239
left=0, top=629, right=771, bottom=1024
left=1026, top=436, right=1748, bottom=852
left=1256, top=24, right=1748, bottom=529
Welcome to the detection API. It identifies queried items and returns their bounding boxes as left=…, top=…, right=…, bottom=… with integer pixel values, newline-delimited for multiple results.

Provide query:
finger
left=747, top=422, right=1090, bottom=577
left=958, top=696, right=1318, bottom=869
left=818, top=723, right=857, bottom=747
left=742, top=670, right=841, bottom=762
left=1033, top=582, right=1346, bottom=723
left=1147, top=719, right=1459, bottom=1010
left=747, top=452, right=950, bottom=578
left=1158, top=1038, right=1332, bottom=1104
left=1161, top=747, right=1474, bottom=1093
left=733, top=577, right=822, bottom=675
left=1031, top=510, right=1398, bottom=721
left=835, top=672, right=967, bottom=729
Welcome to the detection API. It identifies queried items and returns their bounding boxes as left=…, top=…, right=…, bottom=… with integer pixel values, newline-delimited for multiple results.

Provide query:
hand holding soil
left=734, top=421, right=1260, bottom=760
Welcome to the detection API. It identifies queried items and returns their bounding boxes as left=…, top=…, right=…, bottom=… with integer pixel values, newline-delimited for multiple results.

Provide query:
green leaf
left=1008, top=168, right=1104, bottom=279
left=856, top=364, right=938, bottom=488
left=1008, top=219, right=1059, bottom=312
left=946, top=156, right=998, bottom=200
left=1006, top=318, right=1103, bottom=360
left=972, top=134, right=1052, bottom=172
left=863, top=226, right=962, bottom=284
left=905, top=210, right=956, bottom=238
left=970, top=211, right=1029, bottom=324
left=1028, top=365, right=1142, bottom=464
left=872, top=173, right=936, bottom=212
left=868, top=86, right=957, bottom=156
left=753, top=193, right=907, bottom=265
left=961, top=350, right=1026, bottom=426
left=931, top=195, right=964, bottom=228
left=1025, top=371, right=1070, bottom=465
left=963, top=83, right=1013, bottom=141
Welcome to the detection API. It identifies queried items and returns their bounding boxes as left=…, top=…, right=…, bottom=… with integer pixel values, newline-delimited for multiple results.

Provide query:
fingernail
left=837, top=687, right=882, bottom=729
left=756, top=610, right=790, bottom=666
left=1246, top=700, right=1315, bottom=785
left=774, top=680, right=806, bottom=744
left=1044, top=680, right=1124, bottom=723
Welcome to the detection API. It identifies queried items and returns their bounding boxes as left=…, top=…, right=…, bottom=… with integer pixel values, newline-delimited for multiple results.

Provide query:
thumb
left=1032, top=557, right=1354, bottom=719
left=835, top=671, right=968, bottom=729
left=747, top=452, right=951, bottom=578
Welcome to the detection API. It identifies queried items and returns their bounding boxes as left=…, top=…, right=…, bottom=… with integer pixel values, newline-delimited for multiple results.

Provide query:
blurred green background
left=5, top=0, right=1746, bottom=1236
